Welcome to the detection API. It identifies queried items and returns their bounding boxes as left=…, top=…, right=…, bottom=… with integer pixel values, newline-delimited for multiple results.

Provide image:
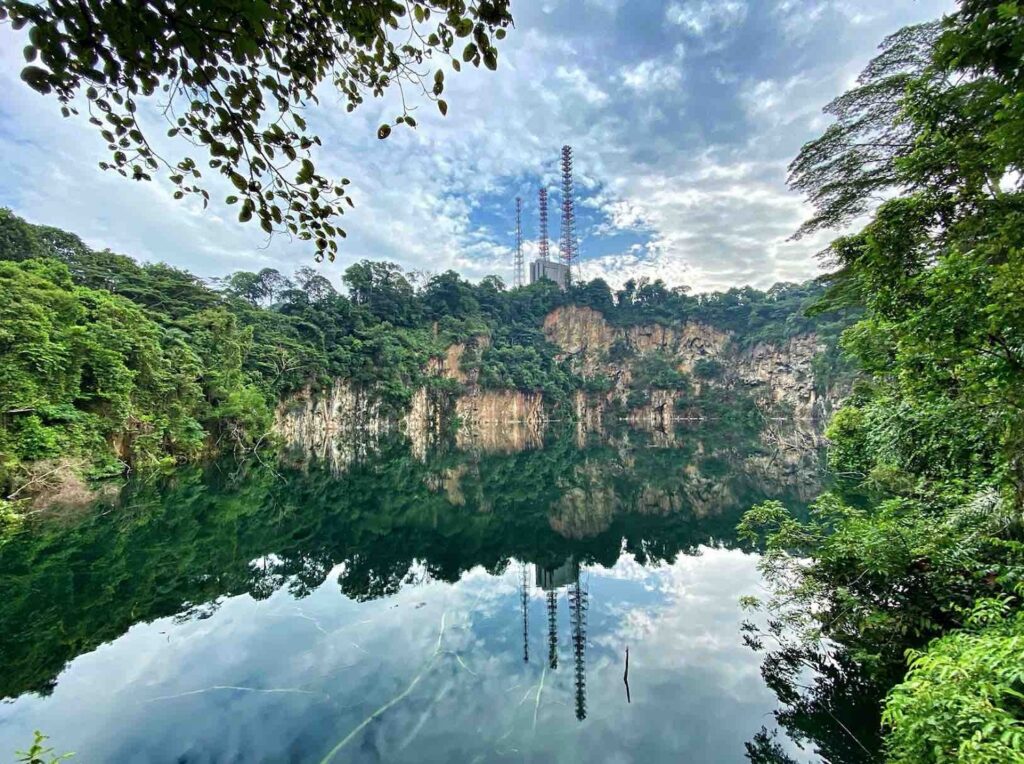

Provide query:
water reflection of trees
left=743, top=633, right=891, bottom=763
left=0, top=423, right=821, bottom=702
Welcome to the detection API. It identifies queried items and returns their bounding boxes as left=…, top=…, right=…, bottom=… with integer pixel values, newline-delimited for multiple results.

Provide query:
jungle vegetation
left=739, top=3, right=1024, bottom=762
left=0, top=206, right=847, bottom=503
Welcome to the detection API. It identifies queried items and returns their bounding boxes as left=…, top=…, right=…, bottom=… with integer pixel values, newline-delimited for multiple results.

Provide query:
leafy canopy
left=740, top=2, right=1024, bottom=761
left=0, top=0, right=512, bottom=260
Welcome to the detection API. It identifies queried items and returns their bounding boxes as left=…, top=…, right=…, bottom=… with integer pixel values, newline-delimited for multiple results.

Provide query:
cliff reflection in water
left=0, top=417, right=821, bottom=701
left=0, top=421, right=827, bottom=761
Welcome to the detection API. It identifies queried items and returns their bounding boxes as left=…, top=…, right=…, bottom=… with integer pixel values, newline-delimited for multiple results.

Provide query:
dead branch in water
left=623, top=646, right=631, bottom=704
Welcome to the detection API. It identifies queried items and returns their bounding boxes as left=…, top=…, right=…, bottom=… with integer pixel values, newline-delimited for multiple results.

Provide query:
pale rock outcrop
left=455, top=390, right=545, bottom=452
left=734, top=335, right=826, bottom=419
left=274, top=380, right=392, bottom=472
left=543, top=304, right=838, bottom=424
left=275, top=305, right=841, bottom=467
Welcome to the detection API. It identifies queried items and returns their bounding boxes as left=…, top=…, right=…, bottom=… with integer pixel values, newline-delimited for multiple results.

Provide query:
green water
left=0, top=424, right=824, bottom=763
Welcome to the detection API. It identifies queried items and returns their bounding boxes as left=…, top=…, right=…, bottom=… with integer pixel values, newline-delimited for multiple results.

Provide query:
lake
left=0, top=422, right=826, bottom=763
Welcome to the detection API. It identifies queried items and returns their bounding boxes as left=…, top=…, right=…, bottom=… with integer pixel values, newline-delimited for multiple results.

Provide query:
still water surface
left=0, top=425, right=824, bottom=762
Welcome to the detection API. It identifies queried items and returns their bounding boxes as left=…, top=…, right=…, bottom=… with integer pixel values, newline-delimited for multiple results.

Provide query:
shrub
left=883, top=599, right=1024, bottom=764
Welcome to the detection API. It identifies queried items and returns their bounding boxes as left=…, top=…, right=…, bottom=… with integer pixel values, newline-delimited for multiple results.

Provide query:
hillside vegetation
left=0, top=208, right=849, bottom=505
left=738, top=4, right=1024, bottom=762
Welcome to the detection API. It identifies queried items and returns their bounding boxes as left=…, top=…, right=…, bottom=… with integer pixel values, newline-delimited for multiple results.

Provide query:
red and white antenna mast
left=514, top=197, right=524, bottom=288
left=538, top=186, right=550, bottom=262
left=559, top=145, right=579, bottom=284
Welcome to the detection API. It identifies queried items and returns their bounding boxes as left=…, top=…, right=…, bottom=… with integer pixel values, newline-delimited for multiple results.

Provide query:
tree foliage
left=0, top=0, right=512, bottom=260
left=0, top=207, right=845, bottom=496
left=741, top=3, right=1024, bottom=761
left=883, top=597, right=1024, bottom=763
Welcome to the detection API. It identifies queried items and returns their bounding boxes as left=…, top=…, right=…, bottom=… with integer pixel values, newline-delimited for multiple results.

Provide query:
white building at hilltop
left=529, top=258, right=569, bottom=290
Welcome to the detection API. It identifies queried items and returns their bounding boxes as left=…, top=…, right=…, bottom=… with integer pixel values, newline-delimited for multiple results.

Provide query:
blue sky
left=0, top=0, right=952, bottom=292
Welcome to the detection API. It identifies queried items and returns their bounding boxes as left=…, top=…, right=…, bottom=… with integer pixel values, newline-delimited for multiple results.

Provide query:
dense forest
left=738, top=4, right=1024, bottom=763
left=0, top=207, right=847, bottom=507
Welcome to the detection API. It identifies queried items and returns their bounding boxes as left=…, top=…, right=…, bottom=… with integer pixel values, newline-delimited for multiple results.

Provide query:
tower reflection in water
left=520, top=557, right=590, bottom=721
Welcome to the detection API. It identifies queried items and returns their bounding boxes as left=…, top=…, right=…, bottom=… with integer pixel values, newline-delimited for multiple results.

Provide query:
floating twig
left=145, top=685, right=323, bottom=703
left=532, top=665, right=547, bottom=731
left=623, top=646, right=631, bottom=704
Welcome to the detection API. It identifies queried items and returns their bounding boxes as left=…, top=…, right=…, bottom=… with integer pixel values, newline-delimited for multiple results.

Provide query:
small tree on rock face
left=1, top=0, right=512, bottom=261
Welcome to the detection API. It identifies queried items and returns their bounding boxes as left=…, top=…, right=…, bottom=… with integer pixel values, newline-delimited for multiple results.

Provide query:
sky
left=0, top=0, right=953, bottom=293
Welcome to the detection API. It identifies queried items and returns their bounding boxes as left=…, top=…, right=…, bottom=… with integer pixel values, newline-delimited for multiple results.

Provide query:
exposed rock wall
left=543, top=305, right=838, bottom=425
left=274, top=380, right=394, bottom=472
left=543, top=305, right=730, bottom=376
left=733, top=335, right=826, bottom=419
left=275, top=305, right=842, bottom=465
left=405, top=386, right=455, bottom=460
left=454, top=389, right=545, bottom=452
left=425, top=336, right=491, bottom=384
left=276, top=334, right=545, bottom=465
left=627, top=389, right=676, bottom=432
left=428, top=333, right=545, bottom=452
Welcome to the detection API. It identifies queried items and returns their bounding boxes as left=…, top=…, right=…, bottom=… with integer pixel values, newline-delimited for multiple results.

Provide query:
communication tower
left=514, top=197, right=524, bottom=288
left=559, top=145, right=580, bottom=284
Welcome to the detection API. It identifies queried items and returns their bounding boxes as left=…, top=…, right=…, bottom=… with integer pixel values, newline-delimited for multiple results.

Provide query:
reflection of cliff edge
left=542, top=433, right=823, bottom=539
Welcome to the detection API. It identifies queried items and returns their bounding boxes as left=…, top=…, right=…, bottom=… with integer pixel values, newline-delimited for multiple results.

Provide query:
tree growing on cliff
left=1, top=0, right=512, bottom=261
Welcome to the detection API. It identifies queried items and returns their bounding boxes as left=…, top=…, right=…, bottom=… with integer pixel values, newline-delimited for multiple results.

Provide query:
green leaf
left=20, top=65, right=52, bottom=94
left=296, top=159, right=314, bottom=183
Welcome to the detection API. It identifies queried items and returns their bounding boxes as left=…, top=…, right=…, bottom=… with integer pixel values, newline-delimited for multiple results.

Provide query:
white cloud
left=619, top=59, right=683, bottom=93
left=774, top=1, right=878, bottom=41
left=739, top=75, right=813, bottom=127
left=666, top=1, right=748, bottom=35
left=554, top=65, right=610, bottom=105
left=0, top=0, right=955, bottom=293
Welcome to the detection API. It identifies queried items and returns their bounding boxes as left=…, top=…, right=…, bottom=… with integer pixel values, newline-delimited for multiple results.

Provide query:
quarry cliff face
left=734, top=334, right=826, bottom=419
left=543, top=305, right=730, bottom=375
left=274, top=304, right=842, bottom=467
left=543, top=305, right=835, bottom=422
left=423, top=335, right=546, bottom=453
left=275, top=334, right=546, bottom=465
left=274, top=380, right=394, bottom=472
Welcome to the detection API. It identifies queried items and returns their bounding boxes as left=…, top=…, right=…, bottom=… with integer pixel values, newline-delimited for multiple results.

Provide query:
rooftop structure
left=529, top=258, right=569, bottom=290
